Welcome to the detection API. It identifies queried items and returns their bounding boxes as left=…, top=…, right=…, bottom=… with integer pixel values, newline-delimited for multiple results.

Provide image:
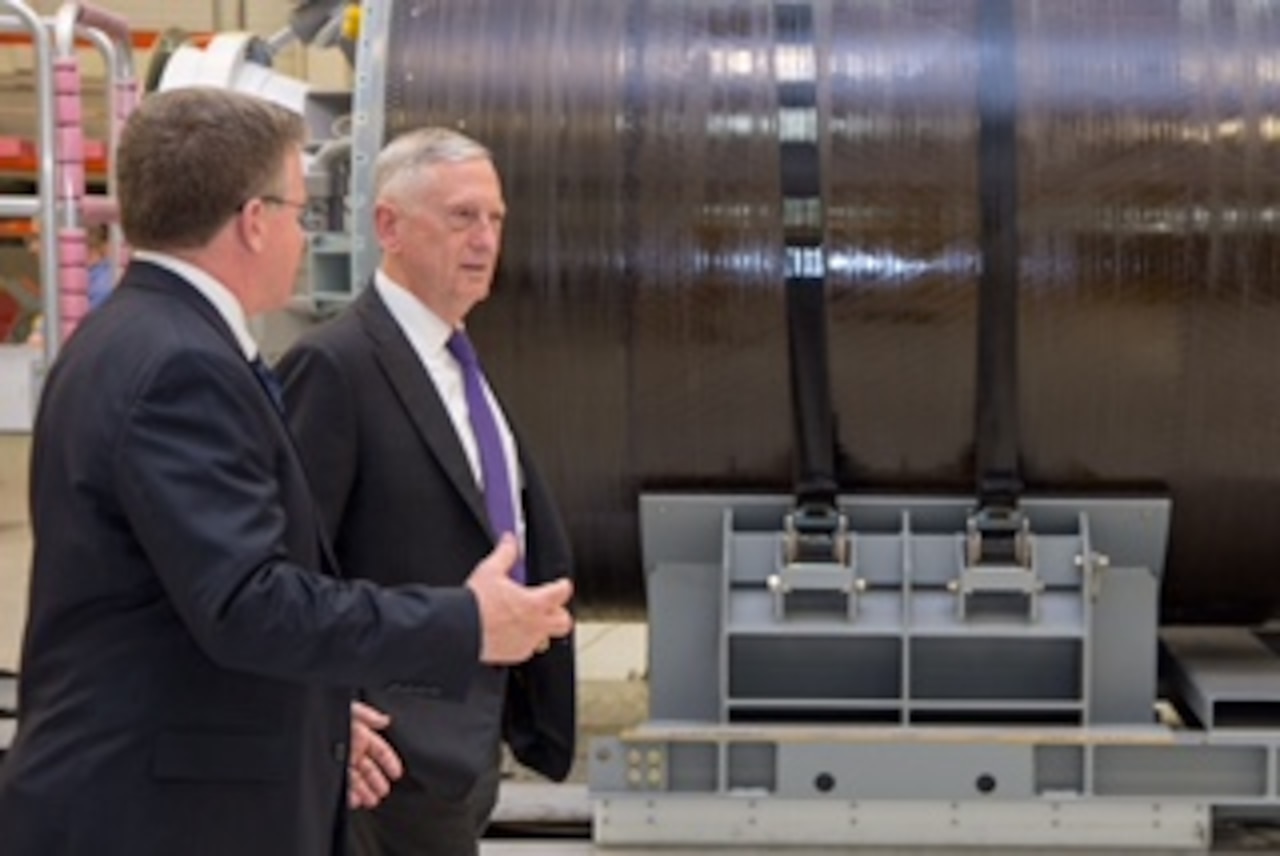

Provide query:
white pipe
left=0, top=197, right=41, bottom=219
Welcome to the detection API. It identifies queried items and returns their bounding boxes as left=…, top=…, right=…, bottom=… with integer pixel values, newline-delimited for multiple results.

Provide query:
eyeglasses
left=261, top=195, right=311, bottom=228
left=239, top=195, right=310, bottom=228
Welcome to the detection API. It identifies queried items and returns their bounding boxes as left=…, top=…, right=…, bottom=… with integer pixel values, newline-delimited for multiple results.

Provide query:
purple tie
left=447, top=330, right=526, bottom=583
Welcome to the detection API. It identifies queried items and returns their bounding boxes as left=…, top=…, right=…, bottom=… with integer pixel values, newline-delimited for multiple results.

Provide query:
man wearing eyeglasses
left=276, top=128, right=576, bottom=856
left=0, top=89, right=574, bottom=856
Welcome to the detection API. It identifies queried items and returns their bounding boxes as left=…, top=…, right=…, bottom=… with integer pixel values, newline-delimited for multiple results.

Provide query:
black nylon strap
left=975, top=0, right=1023, bottom=510
left=777, top=1, right=838, bottom=510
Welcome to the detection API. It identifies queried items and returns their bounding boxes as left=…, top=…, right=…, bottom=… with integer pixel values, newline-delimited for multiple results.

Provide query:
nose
left=467, top=218, right=501, bottom=247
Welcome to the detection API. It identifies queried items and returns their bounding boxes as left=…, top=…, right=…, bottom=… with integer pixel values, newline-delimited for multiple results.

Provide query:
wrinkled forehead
left=419, top=158, right=504, bottom=204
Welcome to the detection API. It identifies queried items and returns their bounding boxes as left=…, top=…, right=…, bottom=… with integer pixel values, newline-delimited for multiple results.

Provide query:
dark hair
left=116, top=87, right=306, bottom=251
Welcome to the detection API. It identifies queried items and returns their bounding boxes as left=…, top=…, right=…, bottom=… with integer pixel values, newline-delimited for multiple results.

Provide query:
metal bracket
left=953, top=508, right=1043, bottom=620
left=769, top=507, right=862, bottom=620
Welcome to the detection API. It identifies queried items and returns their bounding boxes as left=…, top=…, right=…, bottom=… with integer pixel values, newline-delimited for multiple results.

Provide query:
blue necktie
left=447, top=330, right=526, bottom=583
left=250, top=355, right=286, bottom=415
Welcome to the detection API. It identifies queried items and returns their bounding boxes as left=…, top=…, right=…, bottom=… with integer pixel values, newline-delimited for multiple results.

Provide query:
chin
left=462, top=279, right=493, bottom=298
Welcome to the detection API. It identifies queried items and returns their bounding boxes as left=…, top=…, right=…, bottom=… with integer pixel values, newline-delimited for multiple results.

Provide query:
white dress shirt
left=374, top=271, right=526, bottom=550
left=132, top=250, right=260, bottom=361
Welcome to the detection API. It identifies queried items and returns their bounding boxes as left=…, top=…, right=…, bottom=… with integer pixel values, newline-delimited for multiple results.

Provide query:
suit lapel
left=355, top=287, right=494, bottom=537
left=124, top=264, right=345, bottom=577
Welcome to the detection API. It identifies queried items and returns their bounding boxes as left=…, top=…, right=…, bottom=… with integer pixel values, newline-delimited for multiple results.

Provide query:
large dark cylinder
left=381, top=0, right=1280, bottom=622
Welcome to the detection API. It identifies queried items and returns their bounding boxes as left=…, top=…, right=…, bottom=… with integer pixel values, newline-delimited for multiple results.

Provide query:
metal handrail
left=0, top=2, right=58, bottom=366
left=0, top=2, right=134, bottom=365
left=70, top=9, right=137, bottom=291
left=48, top=3, right=135, bottom=351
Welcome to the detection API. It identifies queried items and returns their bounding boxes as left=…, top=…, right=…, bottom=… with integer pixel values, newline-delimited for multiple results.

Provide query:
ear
left=373, top=202, right=400, bottom=252
left=236, top=198, right=269, bottom=253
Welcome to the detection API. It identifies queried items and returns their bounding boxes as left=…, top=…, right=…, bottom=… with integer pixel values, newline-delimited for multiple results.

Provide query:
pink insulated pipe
left=53, top=54, right=88, bottom=338
left=49, top=2, right=137, bottom=343
left=56, top=227, right=89, bottom=340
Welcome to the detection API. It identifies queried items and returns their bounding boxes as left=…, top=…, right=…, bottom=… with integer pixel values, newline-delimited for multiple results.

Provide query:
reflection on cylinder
left=383, top=0, right=1280, bottom=621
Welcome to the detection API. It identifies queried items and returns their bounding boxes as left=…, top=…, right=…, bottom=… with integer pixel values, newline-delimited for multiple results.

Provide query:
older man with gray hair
left=278, top=127, right=577, bottom=856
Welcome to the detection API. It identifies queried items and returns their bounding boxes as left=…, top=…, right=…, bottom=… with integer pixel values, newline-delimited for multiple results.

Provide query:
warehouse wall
left=0, top=0, right=351, bottom=139
left=21, top=0, right=291, bottom=35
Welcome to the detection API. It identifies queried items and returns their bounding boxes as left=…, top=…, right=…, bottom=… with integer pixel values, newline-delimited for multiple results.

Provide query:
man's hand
left=348, top=701, right=403, bottom=809
left=466, top=535, right=574, bottom=664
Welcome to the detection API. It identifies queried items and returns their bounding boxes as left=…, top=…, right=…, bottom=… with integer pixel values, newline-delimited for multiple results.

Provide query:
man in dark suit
left=0, top=89, right=574, bottom=856
left=277, top=127, right=576, bottom=856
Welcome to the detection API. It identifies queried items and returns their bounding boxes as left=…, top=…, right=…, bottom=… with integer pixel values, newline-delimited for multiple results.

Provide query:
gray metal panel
left=1035, top=534, right=1092, bottom=586
left=1094, top=744, right=1267, bottom=798
left=858, top=532, right=906, bottom=585
left=910, top=590, right=1084, bottom=637
left=910, top=636, right=1081, bottom=704
left=1036, top=744, right=1085, bottom=794
left=726, top=742, right=776, bottom=791
left=728, top=588, right=903, bottom=635
left=1163, top=626, right=1280, bottom=730
left=587, top=737, right=632, bottom=792
left=647, top=562, right=720, bottom=721
left=640, top=495, right=784, bottom=570
left=1021, top=498, right=1171, bottom=579
left=592, top=795, right=1208, bottom=849
left=909, top=533, right=960, bottom=587
left=667, top=742, right=717, bottom=793
left=727, top=635, right=901, bottom=703
left=776, top=742, right=1035, bottom=800
left=728, top=532, right=776, bottom=585
left=1090, top=566, right=1160, bottom=724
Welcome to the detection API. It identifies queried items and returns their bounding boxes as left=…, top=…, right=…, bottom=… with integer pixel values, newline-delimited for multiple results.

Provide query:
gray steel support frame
left=641, top=493, right=1166, bottom=728
left=592, top=720, right=1280, bottom=849
left=587, top=492, right=1280, bottom=850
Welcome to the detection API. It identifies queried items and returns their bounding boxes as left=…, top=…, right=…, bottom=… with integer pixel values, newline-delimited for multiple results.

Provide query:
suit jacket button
left=332, top=741, right=348, bottom=763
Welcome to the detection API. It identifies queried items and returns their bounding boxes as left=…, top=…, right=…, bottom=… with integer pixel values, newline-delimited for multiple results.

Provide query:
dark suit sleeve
left=112, top=347, right=479, bottom=693
left=275, top=339, right=357, bottom=538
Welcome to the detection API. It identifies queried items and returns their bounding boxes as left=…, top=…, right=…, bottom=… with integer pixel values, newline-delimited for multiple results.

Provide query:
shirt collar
left=133, top=250, right=260, bottom=361
left=374, top=268, right=456, bottom=354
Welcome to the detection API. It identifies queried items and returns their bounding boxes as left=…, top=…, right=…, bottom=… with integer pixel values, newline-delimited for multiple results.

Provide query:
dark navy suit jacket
left=0, top=262, right=481, bottom=856
left=277, top=285, right=576, bottom=798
